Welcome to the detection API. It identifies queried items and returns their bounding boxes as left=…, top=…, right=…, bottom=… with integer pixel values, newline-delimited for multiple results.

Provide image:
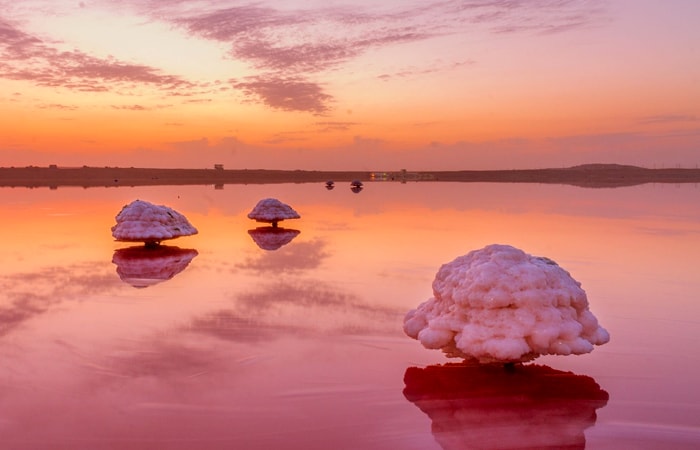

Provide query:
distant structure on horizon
left=370, top=169, right=435, bottom=182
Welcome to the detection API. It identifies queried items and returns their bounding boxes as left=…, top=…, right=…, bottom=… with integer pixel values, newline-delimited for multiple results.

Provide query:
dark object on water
left=248, top=227, right=300, bottom=251
left=404, top=362, right=609, bottom=449
left=112, top=245, right=198, bottom=288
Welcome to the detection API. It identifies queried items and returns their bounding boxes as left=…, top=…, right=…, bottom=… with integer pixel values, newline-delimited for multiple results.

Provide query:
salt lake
left=1, top=180, right=699, bottom=449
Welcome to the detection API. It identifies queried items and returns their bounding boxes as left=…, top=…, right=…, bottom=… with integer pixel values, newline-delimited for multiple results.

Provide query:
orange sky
left=1, top=0, right=699, bottom=169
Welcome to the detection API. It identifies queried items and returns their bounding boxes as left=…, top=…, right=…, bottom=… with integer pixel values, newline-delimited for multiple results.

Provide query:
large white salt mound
left=247, top=198, right=300, bottom=225
left=403, top=244, right=610, bottom=363
left=111, top=199, right=198, bottom=244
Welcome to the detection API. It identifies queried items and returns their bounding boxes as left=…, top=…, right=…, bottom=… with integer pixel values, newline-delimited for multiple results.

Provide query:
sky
left=1, top=0, right=699, bottom=170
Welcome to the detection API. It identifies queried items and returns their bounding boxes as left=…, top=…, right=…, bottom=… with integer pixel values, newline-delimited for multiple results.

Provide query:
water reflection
left=232, top=279, right=403, bottom=334
left=1, top=182, right=699, bottom=448
left=403, top=363, right=609, bottom=449
left=238, top=238, right=329, bottom=273
left=112, top=245, right=198, bottom=288
left=0, top=263, right=119, bottom=336
left=247, top=226, right=300, bottom=251
left=189, top=310, right=275, bottom=342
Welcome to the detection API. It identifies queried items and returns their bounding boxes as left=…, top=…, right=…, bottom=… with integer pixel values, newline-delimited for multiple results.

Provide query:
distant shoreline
left=1, top=164, right=700, bottom=189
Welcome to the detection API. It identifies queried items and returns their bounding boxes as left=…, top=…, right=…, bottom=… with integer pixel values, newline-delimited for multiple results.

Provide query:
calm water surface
left=1, top=182, right=699, bottom=449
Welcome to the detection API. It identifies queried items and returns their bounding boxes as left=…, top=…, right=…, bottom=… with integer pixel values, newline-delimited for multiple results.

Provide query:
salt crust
left=111, top=199, right=198, bottom=243
left=404, top=244, right=610, bottom=363
left=247, top=198, right=300, bottom=223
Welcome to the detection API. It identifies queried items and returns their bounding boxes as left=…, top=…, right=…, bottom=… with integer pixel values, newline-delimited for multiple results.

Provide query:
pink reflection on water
left=248, top=226, right=300, bottom=251
left=0, top=182, right=699, bottom=448
left=112, top=245, right=198, bottom=288
left=404, top=363, right=608, bottom=449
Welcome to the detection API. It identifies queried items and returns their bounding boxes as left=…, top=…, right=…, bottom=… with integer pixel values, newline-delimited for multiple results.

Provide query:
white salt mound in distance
left=111, top=199, right=198, bottom=244
left=247, top=198, right=300, bottom=224
left=403, top=244, right=610, bottom=363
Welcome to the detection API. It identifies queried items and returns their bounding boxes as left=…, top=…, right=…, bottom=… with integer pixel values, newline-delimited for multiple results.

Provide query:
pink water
left=1, top=182, right=699, bottom=449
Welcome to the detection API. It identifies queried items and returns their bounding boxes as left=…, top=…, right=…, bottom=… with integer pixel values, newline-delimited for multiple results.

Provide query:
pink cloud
left=231, top=75, right=332, bottom=115
left=443, top=0, right=608, bottom=33
left=175, top=4, right=435, bottom=74
left=315, top=121, right=359, bottom=132
left=111, top=104, right=148, bottom=111
left=639, top=114, right=698, bottom=125
left=378, top=59, right=476, bottom=81
left=164, top=1, right=606, bottom=114
left=38, top=103, right=78, bottom=110
left=0, top=17, right=195, bottom=94
left=2, top=1, right=609, bottom=116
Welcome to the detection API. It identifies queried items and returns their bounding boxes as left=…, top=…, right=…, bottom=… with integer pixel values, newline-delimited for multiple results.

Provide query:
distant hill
left=565, top=163, right=646, bottom=171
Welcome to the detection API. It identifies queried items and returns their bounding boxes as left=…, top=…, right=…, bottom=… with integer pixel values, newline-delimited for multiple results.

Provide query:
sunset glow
left=1, top=0, right=698, bottom=169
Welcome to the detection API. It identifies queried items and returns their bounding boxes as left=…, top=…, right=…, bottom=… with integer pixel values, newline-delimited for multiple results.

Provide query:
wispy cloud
left=231, top=75, right=333, bottom=115
left=38, top=103, right=78, bottom=110
left=165, top=1, right=606, bottom=113
left=111, top=104, right=148, bottom=111
left=175, top=5, right=430, bottom=73
left=0, top=17, right=195, bottom=94
left=639, top=114, right=698, bottom=125
left=167, top=4, right=432, bottom=114
left=315, top=121, right=359, bottom=132
left=0, top=262, right=120, bottom=337
left=1, top=0, right=609, bottom=115
left=378, top=59, right=475, bottom=81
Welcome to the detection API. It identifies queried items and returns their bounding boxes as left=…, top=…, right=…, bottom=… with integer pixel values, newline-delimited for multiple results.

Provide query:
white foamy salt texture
left=111, top=200, right=198, bottom=243
left=247, top=198, right=300, bottom=223
left=404, top=244, right=610, bottom=363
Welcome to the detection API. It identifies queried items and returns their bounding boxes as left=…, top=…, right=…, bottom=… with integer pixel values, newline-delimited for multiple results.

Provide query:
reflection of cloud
left=237, top=279, right=353, bottom=310
left=0, top=263, right=120, bottom=337
left=247, top=226, right=300, bottom=251
left=238, top=238, right=329, bottom=272
left=102, top=339, right=221, bottom=379
left=404, top=363, right=609, bottom=450
left=112, top=245, right=198, bottom=288
left=233, top=279, right=403, bottom=335
left=188, top=309, right=290, bottom=342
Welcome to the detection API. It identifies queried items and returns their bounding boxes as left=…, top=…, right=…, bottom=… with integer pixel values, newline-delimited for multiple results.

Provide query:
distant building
left=214, top=164, right=224, bottom=170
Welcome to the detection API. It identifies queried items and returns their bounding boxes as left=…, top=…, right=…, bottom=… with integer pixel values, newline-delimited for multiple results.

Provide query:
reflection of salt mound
left=248, top=227, right=300, bottom=251
left=404, top=244, right=610, bottom=363
left=404, top=363, right=609, bottom=450
left=112, top=246, right=198, bottom=288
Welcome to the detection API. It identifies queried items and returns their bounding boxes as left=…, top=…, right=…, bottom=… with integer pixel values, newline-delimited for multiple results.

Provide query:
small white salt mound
left=247, top=198, right=300, bottom=225
left=111, top=199, right=198, bottom=244
left=404, top=244, right=610, bottom=363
